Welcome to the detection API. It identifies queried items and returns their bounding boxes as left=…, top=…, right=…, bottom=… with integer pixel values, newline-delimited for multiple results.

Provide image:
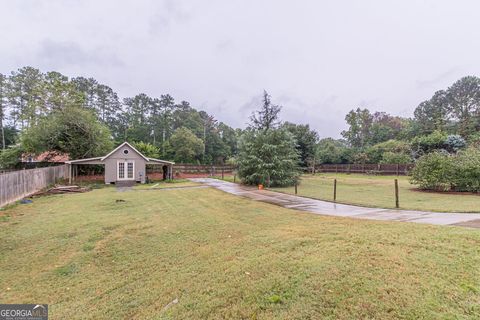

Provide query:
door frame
left=117, top=160, right=135, bottom=181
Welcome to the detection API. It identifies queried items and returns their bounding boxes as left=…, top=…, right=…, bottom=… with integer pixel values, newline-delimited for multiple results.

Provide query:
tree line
left=0, top=66, right=242, bottom=165
left=317, top=76, right=480, bottom=165
left=0, top=67, right=319, bottom=169
left=1, top=66, right=479, bottom=172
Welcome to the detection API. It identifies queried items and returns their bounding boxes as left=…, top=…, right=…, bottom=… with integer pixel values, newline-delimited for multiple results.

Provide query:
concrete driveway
left=190, top=178, right=480, bottom=228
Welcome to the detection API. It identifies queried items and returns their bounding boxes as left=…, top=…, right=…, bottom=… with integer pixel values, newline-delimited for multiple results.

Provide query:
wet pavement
left=190, top=178, right=480, bottom=228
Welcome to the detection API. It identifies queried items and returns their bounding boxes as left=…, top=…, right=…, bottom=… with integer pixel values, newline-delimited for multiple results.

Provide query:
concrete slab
left=191, top=178, right=480, bottom=228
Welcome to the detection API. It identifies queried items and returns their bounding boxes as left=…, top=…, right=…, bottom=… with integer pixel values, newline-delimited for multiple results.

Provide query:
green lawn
left=1, top=186, right=480, bottom=319
left=133, top=179, right=199, bottom=190
left=270, top=173, right=480, bottom=213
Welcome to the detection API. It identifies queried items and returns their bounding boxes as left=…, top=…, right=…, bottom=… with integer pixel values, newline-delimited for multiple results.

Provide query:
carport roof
left=65, top=157, right=103, bottom=164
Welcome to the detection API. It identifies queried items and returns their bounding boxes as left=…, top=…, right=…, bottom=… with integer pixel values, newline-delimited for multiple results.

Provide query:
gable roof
left=101, top=142, right=150, bottom=161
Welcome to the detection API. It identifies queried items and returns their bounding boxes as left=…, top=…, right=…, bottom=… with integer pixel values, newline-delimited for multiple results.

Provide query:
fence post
left=333, top=179, right=337, bottom=202
left=222, top=167, right=224, bottom=180
left=295, top=181, right=298, bottom=195
left=234, top=174, right=236, bottom=183
left=394, top=179, right=399, bottom=208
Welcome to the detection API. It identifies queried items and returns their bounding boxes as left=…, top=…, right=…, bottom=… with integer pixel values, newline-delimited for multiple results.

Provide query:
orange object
left=258, top=184, right=264, bottom=190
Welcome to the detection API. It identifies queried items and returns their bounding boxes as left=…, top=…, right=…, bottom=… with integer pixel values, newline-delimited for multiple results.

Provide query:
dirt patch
left=452, top=219, right=480, bottom=228
left=32, top=185, right=91, bottom=197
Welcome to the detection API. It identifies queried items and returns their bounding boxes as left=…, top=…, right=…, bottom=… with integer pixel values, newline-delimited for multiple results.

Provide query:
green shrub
left=410, top=152, right=454, bottom=191
left=451, top=148, right=480, bottom=192
left=0, top=145, right=24, bottom=169
left=411, top=147, right=480, bottom=192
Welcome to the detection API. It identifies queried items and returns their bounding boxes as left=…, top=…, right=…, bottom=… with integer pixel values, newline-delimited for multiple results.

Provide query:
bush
left=0, top=145, right=24, bottom=169
left=451, top=148, right=480, bottom=192
left=410, top=152, right=454, bottom=191
left=410, top=147, right=480, bottom=192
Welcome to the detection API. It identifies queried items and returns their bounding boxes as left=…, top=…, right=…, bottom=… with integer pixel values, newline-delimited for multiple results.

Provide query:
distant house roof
left=22, top=151, right=69, bottom=163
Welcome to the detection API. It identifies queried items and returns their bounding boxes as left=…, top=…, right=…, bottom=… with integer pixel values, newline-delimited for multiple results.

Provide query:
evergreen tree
left=237, top=128, right=299, bottom=187
left=249, top=90, right=281, bottom=131
left=7, top=67, right=45, bottom=128
left=238, top=92, right=299, bottom=187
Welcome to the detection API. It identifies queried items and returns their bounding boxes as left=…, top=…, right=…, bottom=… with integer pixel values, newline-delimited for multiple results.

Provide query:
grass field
left=269, top=173, right=480, bottom=213
left=1, top=185, right=480, bottom=319
left=133, top=179, right=199, bottom=190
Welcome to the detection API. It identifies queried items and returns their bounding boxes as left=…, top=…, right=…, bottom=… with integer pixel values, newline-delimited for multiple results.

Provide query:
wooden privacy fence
left=147, top=164, right=236, bottom=176
left=0, top=165, right=67, bottom=208
left=314, top=163, right=415, bottom=175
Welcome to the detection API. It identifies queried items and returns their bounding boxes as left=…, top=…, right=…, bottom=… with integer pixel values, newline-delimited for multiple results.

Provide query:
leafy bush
left=450, top=148, right=480, bottom=192
left=411, top=147, right=480, bottom=192
left=0, top=145, right=24, bottom=169
left=410, top=152, right=454, bottom=191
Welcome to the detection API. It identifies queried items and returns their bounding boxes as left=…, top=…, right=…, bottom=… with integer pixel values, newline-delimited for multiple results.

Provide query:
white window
left=118, top=162, right=125, bottom=179
left=127, top=162, right=134, bottom=179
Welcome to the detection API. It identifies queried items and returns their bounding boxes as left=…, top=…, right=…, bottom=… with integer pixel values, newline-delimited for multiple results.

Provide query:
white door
left=117, top=161, right=135, bottom=180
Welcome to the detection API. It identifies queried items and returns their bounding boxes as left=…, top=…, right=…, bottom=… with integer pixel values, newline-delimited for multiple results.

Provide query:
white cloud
left=1, top=0, right=480, bottom=137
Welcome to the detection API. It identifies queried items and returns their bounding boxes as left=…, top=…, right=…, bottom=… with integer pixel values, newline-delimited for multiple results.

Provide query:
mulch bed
left=410, top=188, right=480, bottom=196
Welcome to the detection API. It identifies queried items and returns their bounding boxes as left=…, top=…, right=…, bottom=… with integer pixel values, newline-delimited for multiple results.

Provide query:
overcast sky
left=1, top=0, right=479, bottom=137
